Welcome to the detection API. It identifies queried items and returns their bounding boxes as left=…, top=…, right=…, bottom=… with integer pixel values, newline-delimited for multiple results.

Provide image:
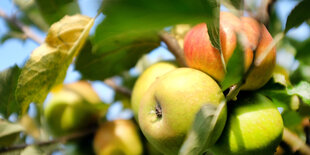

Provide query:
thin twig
left=282, top=128, right=310, bottom=155
left=0, top=128, right=96, bottom=153
left=159, top=31, right=187, bottom=67
left=104, top=79, right=132, bottom=98
left=0, top=9, right=44, bottom=44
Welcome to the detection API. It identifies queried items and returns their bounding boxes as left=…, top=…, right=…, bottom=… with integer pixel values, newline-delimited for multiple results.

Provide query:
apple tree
left=0, top=0, right=309, bottom=154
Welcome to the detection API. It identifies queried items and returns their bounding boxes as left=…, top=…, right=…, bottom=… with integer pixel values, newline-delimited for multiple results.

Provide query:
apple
left=44, top=81, right=102, bottom=137
left=138, top=68, right=226, bottom=155
left=184, top=12, right=276, bottom=90
left=93, top=119, right=143, bottom=155
left=131, top=62, right=177, bottom=120
left=210, top=93, right=283, bottom=155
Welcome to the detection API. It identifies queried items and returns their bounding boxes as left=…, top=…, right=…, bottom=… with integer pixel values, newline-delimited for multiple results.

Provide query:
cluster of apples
left=43, top=11, right=284, bottom=155
left=131, top=12, right=284, bottom=154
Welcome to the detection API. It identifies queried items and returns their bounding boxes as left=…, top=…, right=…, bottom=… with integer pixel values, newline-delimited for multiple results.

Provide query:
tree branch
left=0, top=128, right=96, bottom=153
left=0, top=9, right=44, bottom=44
left=282, top=128, right=310, bottom=155
left=104, top=78, right=132, bottom=98
left=159, top=31, right=187, bottom=67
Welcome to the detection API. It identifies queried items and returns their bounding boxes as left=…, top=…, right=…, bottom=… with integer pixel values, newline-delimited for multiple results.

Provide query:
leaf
left=229, top=0, right=244, bottom=10
left=220, top=35, right=245, bottom=90
left=291, top=38, right=310, bottom=65
left=80, top=0, right=220, bottom=80
left=260, top=89, right=291, bottom=109
left=20, top=115, right=40, bottom=139
left=14, top=0, right=49, bottom=31
left=21, top=146, right=44, bottom=155
left=273, top=65, right=291, bottom=87
left=282, top=110, right=302, bottom=128
left=0, top=120, right=25, bottom=147
left=0, top=65, right=21, bottom=118
left=76, top=33, right=160, bottom=80
left=35, top=0, right=80, bottom=25
left=16, top=15, right=94, bottom=114
left=100, top=0, right=219, bottom=36
left=206, top=1, right=220, bottom=50
left=179, top=101, right=227, bottom=155
left=284, top=0, right=310, bottom=33
left=287, top=81, right=310, bottom=105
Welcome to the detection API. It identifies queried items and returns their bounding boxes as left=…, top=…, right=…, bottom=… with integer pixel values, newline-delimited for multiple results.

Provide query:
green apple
left=131, top=62, right=177, bottom=120
left=210, top=93, right=283, bottom=155
left=44, top=81, right=102, bottom=137
left=93, top=119, right=143, bottom=155
left=139, top=68, right=226, bottom=155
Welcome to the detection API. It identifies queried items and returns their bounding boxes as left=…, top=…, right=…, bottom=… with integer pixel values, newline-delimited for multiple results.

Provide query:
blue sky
left=0, top=0, right=309, bottom=120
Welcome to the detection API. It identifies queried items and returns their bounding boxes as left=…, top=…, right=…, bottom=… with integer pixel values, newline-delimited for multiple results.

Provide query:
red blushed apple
left=184, top=12, right=276, bottom=90
left=240, top=17, right=276, bottom=90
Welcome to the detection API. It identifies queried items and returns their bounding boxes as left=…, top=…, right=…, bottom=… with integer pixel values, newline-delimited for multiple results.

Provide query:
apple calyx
left=155, top=98, right=162, bottom=118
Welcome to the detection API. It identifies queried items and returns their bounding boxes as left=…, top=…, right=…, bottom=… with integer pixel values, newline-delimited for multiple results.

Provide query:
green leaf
left=220, top=35, right=245, bottom=90
left=284, top=0, right=310, bottom=33
left=0, top=65, right=21, bottom=118
left=287, top=81, right=310, bottom=105
left=292, top=38, right=310, bottom=65
left=14, top=0, right=49, bottom=31
left=282, top=110, right=302, bottom=128
left=81, top=0, right=221, bottom=80
left=76, top=33, right=160, bottom=80
left=260, top=89, right=291, bottom=109
left=180, top=101, right=227, bottom=155
left=205, top=0, right=221, bottom=50
left=35, top=0, right=80, bottom=25
left=16, top=15, right=94, bottom=114
left=100, top=0, right=219, bottom=34
left=229, top=0, right=244, bottom=10
left=0, top=120, right=24, bottom=147
left=259, top=80, right=293, bottom=109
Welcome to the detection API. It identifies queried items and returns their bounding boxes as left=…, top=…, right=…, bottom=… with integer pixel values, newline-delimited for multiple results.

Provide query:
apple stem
left=226, top=84, right=242, bottom=102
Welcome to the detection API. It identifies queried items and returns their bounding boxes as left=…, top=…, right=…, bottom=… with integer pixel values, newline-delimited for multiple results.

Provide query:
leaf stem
left=0, top=9, right=44, bottom=44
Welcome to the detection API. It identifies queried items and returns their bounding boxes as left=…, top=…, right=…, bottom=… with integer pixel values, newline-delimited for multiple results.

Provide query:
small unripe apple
left=184, top=12, right=276, bottom=90
left=93, top=119, right=143, bottom=155
left=131, top=62, right=177, bottom=120
left=44, top=81, right=102, bottom=137
left=210, top=93, right=283, bottom=155
left=139, top=68, right=226, bottom=155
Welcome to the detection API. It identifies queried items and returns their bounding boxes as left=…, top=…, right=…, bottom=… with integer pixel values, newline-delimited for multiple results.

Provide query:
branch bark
left=0, top=127, right=96, bottom=153
left=0, top=9, right=44, bottom=44
left=159, top=31, right=187, bottom=67
left=282, top=127, right=310, bottom=155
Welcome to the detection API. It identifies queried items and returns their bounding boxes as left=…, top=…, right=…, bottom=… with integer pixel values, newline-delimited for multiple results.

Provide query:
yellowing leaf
left=46, top=15, right=91, bottom=51
left=16, top=14, right=94, bottom=114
